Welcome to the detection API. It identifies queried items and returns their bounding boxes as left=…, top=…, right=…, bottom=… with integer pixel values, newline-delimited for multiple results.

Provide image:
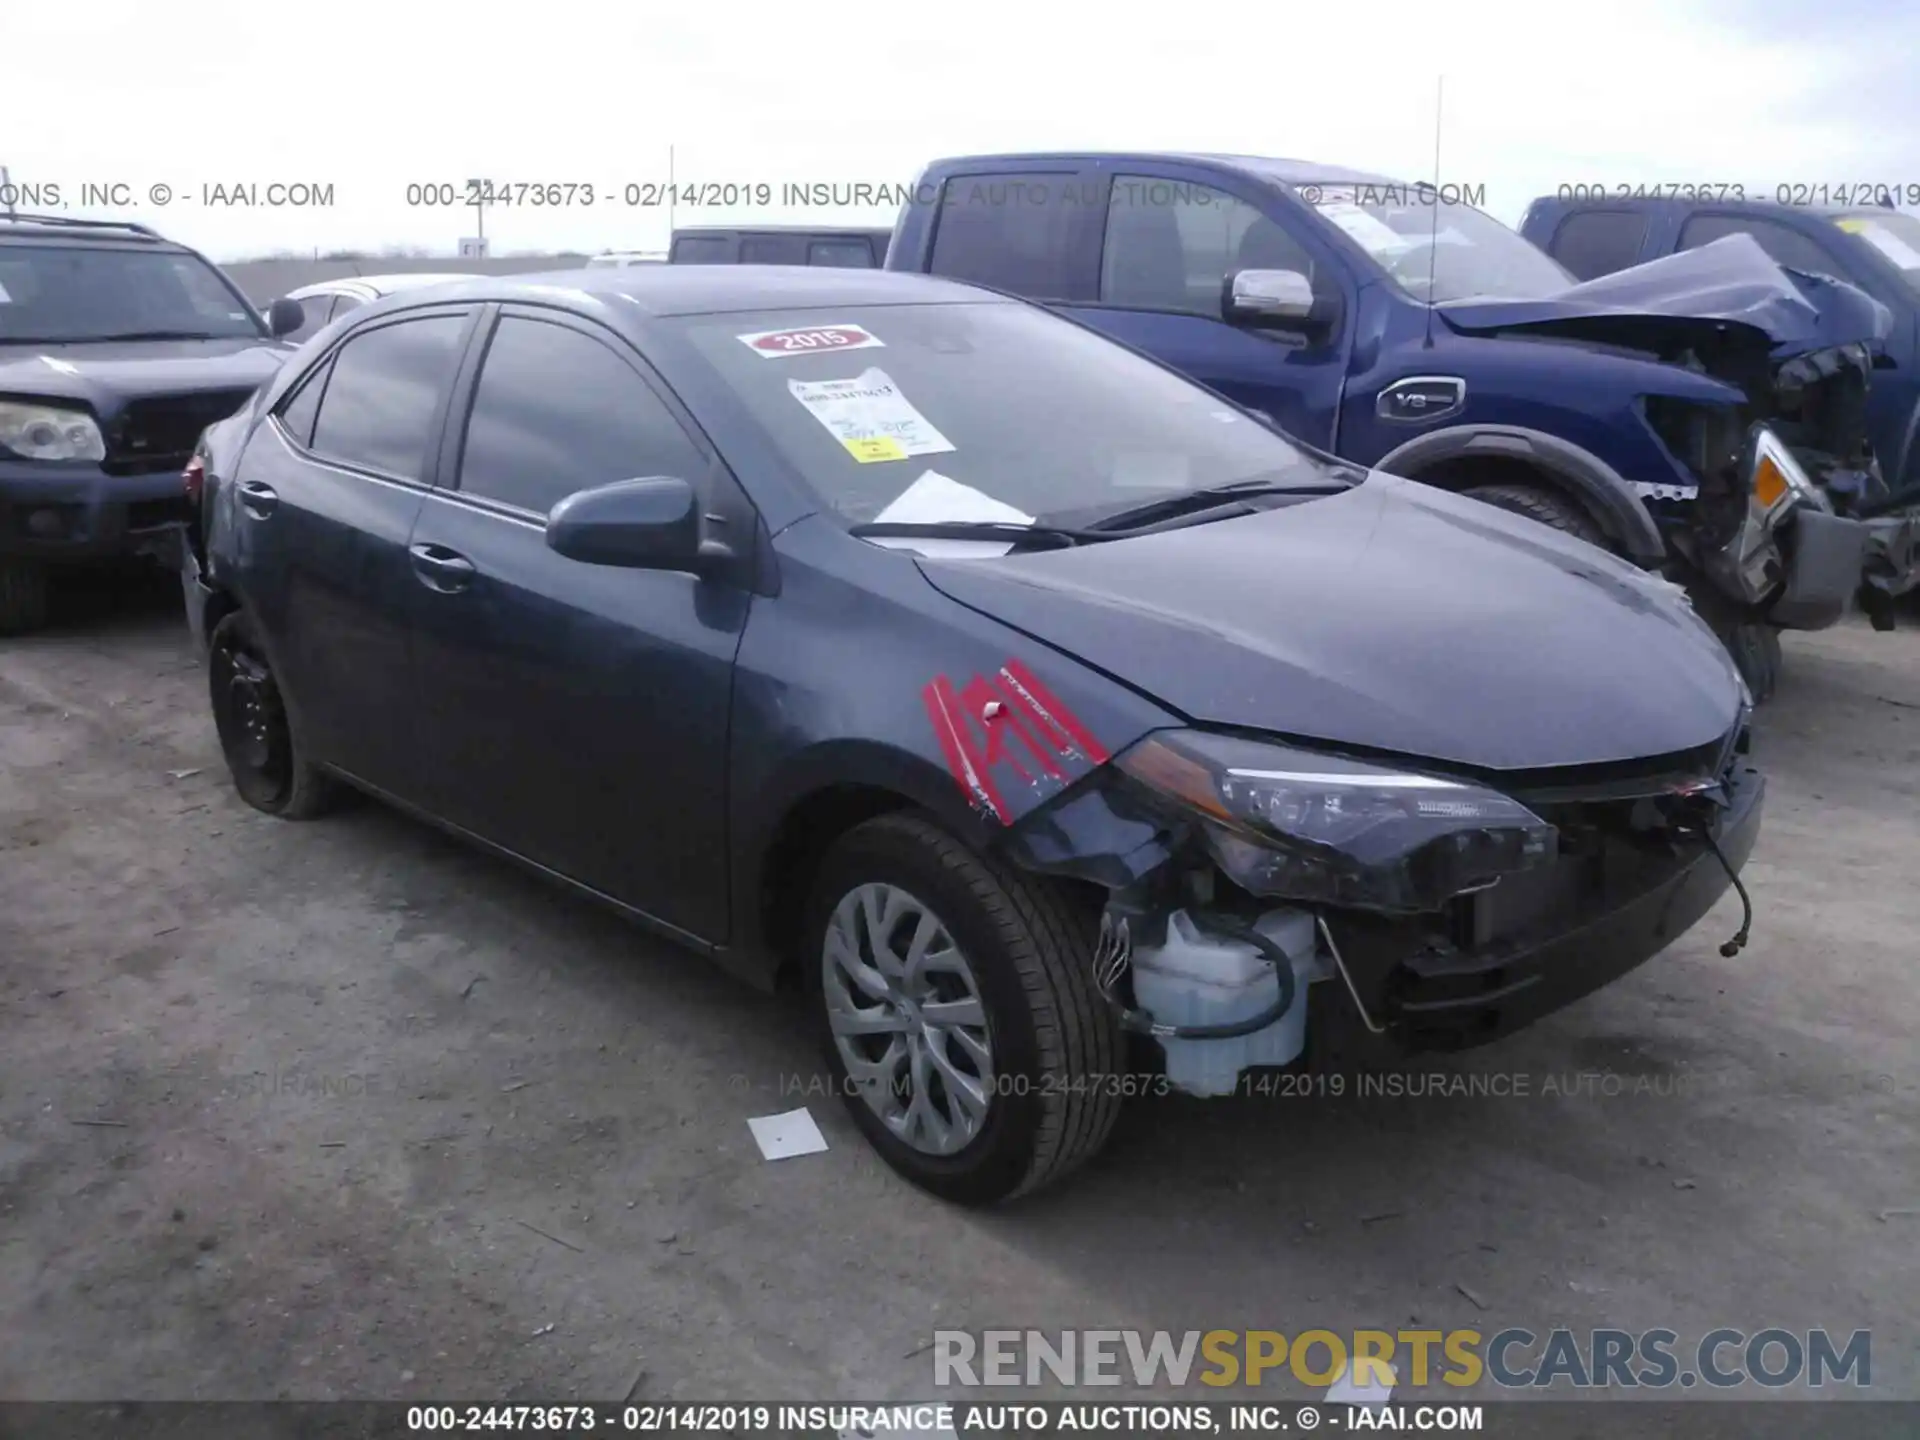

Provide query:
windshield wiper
left=1084, top=477, right=1351, bottom=534
left=848, top=520, right=1113, bottom=550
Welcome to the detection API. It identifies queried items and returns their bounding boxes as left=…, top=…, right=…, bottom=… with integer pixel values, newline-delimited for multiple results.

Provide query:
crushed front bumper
left=1312, top=761, right=1765, bottom=1062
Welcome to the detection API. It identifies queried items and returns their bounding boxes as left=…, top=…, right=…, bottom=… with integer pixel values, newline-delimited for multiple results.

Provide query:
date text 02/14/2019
left=1554, top=181, right=1920, bottom=206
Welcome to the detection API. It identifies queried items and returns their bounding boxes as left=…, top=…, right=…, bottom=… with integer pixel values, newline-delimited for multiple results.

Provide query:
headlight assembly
left=0, top=400, right=107, bottom=462
left=1116, top=730, right=1557, bottom=912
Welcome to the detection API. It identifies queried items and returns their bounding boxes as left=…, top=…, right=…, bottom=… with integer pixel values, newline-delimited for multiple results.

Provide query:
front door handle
left=238, top=479, right=279, bottom=519
left=409, top=542, right=476, bottom=592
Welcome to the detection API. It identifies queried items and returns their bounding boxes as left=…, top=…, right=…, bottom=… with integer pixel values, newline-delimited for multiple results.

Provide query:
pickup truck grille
left=104, top=390, right=255, bottom=475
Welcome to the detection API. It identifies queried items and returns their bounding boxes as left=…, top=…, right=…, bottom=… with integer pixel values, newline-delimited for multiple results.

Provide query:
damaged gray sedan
left=182, top=267, right=1763, bottom=1204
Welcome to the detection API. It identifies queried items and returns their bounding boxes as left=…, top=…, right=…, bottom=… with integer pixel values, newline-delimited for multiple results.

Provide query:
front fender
left=1376, top=424, right=1668, bottom=567
left=722, top=516, right=1180, bottom=983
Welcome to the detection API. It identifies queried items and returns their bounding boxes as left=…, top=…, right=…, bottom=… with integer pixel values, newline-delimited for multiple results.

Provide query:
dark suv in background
left=0, top=215, right=300, bottom=632
left=669, top=225, right=892, bottom=268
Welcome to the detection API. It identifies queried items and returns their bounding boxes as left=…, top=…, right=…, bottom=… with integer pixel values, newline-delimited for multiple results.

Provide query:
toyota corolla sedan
left=181, top=267, right=1763, bottom=1205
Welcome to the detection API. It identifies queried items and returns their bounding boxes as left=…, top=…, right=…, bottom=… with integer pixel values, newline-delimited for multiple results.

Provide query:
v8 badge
left=1376, top=375, right=1466, bottom=424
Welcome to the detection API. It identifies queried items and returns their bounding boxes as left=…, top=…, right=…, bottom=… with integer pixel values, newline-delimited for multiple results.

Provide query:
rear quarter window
left=1547, top=210, right=1649, bottom=280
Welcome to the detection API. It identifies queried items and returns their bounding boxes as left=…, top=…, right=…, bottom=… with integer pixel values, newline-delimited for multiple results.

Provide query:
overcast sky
left=5, top=0, right=1916, bottom=261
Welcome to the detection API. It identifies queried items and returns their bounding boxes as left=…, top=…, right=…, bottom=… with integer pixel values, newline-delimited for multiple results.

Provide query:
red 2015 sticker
left=736, top=323, right=885, bottom=358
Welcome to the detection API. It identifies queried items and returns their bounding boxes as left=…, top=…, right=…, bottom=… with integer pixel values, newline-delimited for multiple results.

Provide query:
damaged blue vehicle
left=883, top=155, right=1908, bottom=699
left=181, top=268, right=1762, bottom=1204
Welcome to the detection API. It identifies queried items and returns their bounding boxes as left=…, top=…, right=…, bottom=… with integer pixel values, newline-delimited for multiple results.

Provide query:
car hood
left=1441, top=233, right=1891, bottom=362
left=914, top=473, right=1744, bottom=774
left=0, top=337, right=294, bottom=409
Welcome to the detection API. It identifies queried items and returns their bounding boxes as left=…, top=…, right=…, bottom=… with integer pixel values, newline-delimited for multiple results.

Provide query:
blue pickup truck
left=883, top=153, right=1915, bottom=698
left=1522, top=194, right=1920, bottom=507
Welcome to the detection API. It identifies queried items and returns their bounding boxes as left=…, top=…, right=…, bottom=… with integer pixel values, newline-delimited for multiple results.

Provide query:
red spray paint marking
left=923, top=660, right=1107, bottom=823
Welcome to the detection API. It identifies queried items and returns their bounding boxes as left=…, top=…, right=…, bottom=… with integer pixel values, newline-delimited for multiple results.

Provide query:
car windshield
left=0, top=243, right=264, bottom=343
left=1302, top=186, right=1574, bottom=304
left=674, top=301, right=1350, bottom=529
left=1833, top=211, right=1920, bottom=294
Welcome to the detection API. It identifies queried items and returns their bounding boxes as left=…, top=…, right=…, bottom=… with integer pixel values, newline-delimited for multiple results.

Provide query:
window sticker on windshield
left=738, top=322, right=885, bottom=359
left=787, top=368, right=955, bottom=463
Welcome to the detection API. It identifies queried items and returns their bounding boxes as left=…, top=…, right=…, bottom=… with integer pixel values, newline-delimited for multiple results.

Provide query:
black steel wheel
left=208, top=611, right=337, bottom=818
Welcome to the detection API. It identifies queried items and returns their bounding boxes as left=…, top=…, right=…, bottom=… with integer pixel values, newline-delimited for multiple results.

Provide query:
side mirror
left=267, top=297, right=306, bottom=338
left=545, top=476, right=729, bottom=574
left=1223, top=269, right=1336, bottom=336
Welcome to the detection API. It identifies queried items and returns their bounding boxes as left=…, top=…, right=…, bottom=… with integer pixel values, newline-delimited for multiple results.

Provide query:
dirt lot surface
left=1, top=570, right=1916, bottom=1415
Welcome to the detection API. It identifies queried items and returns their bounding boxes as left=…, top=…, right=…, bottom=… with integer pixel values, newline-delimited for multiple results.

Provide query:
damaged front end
left=1002, top=722, right=1763, bottom=1094
left=1452, top=235, right=1920, bottom=626
left=1645, top=341, right=1917, bottom=630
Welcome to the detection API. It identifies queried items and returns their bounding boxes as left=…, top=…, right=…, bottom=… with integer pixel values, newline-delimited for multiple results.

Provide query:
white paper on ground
left=747, top=1107, right=829, bottom=1161
left=864, top=470, right=1032, bottom=558
left=1325, top=1361, right=1397, bottom=1407
left=788, top=367, right=956, bottom=464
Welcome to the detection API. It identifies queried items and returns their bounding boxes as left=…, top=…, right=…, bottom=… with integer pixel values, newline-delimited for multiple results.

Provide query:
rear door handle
left=238, top=480, right=279, bottom=518
left=409, top=542, right=476, bottom=592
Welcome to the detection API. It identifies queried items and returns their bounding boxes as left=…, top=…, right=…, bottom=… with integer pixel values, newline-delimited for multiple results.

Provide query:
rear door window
left=927, top=171, right=1083, bottom=298
left=306, top=313, right=468, bottom=481
left=1546, top=210, right=1649, bottom=280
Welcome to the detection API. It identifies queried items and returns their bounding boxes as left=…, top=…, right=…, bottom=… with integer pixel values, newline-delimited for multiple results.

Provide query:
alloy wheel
left=821, top=883, right=994, bottom=1156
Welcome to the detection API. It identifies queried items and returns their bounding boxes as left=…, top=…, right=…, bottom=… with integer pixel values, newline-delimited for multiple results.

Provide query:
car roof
left=0, top=215, right=184, bottom=249
left=289, top=272, right=479, bottom=297
left=922, top=151, right=1397, bottom=187
left=394, top=265, right=997, bottom=317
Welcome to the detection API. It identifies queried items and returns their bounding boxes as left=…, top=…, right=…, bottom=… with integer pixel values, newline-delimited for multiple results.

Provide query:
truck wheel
left=1712, top=618, right=1783, bottom=704
left=208, top=610, right=338, bottom=818
left=1463, top=483, right=1607, bottom=547
left=0, top=560, right=50, bottom=635
left=802, top=812, right=1123, bottom=1205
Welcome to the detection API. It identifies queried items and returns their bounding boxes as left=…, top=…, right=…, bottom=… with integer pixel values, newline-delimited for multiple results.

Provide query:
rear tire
left=802, top=813, right=1123, bottom=1205
left=0, top=560, right=50, bottom=635
left=1463, top=483, right=1607, bottom=547
left=208, top=610, right=338, bottom=819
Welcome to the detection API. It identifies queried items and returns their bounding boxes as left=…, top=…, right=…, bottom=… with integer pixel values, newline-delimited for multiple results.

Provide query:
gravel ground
left=1, top=568, right=1915, bottom=1416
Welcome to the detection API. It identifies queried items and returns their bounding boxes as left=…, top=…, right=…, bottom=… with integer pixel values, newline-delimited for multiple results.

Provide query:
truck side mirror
left=1223, top=269, right=1338, bottom=338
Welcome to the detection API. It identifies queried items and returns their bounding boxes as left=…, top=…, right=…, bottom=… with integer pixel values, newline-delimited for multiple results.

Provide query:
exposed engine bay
left=1004, top=718, right=1762, bottom=1097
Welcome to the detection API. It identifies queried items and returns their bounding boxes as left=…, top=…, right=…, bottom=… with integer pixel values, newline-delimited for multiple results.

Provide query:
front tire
left=208, top=610, right=338, bottom=818
left=803, top=813, right=1123, bottom=1205
left=1463, top=483, right=1607, bottom=547
left=0, top=559, right=50, bottom=635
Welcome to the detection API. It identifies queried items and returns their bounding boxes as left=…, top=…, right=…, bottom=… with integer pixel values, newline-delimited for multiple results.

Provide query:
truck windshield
left=674, top=301, right=1349, bottom=526
left=1304, top=188, right=1574, bottom=304
left=0, top=243, right=265, bottom=343
left=1832, top=211, right=1920, bottom=293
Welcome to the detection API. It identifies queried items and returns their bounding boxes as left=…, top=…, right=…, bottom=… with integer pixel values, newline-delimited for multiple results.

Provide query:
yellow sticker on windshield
left=844, top=436, right=907, bottom=463
left=1836, top=219, right=1868, bottom=233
